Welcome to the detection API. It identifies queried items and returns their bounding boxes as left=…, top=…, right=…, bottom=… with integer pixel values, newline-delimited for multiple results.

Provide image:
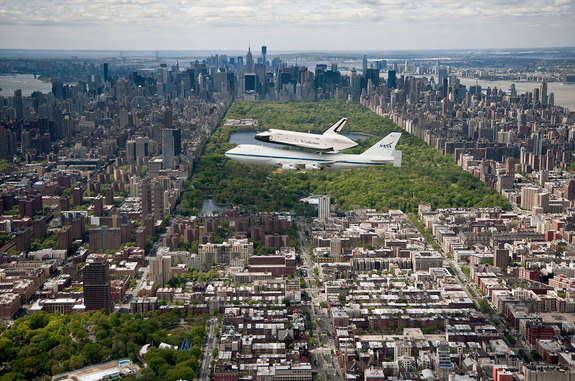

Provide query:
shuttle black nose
left=255, top=133, right=270, bottom=142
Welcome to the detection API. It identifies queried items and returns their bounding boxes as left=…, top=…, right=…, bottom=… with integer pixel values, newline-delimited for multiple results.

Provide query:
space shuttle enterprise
left=255, top=118, right=358, bottom=152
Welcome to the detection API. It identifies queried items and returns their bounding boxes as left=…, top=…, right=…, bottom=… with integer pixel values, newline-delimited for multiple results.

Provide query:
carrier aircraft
left=254, top=118, right=358, bottom=152
left=225, top=132, right=402, bottom=171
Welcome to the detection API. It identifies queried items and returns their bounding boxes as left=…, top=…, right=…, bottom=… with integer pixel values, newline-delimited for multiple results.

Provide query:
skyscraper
left=364, top=68, right=380, bottom=88
left=246, top=47, right=254, bottom=73
left=436, top=343, right=452, bottom=380
left=14, top=89, right=23, bottom=121
left=532, top=132, right=543, bottom=156
left=318, top=195, right=330, bottom=220
left=565, top=179, right=575, bottom=202
left=83, top=255, right=113, bottom=312
left=162, top=128, right=181, bottom=169
left=362, top=55, right=368, bottom=75
left=244, top=73, right=256, bottom=92
left=150, top=255, right=173, bottom=286
left=163, top=107, right=173, bottom=129
left=261, top=45, right=267, bottom=68
left=387, top=70, right=397, bottom=89
left=541, top=81, right=548, bottom=105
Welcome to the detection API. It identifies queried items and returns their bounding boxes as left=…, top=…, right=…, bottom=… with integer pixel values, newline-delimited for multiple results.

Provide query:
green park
left=178, top=100, right=509, bottom=215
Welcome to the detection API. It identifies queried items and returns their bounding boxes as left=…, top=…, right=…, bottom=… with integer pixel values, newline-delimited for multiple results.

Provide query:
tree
left=82, top=343, right=103, bottom=364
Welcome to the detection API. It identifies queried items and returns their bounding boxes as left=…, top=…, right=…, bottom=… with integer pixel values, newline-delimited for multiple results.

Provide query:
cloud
left=1, top=0, right=572, bottom=26
left=0, top=0, right=573, bottom=49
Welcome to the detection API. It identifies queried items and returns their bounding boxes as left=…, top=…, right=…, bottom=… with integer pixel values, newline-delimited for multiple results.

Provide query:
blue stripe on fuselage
left=224, top=151, right=381, bottom=166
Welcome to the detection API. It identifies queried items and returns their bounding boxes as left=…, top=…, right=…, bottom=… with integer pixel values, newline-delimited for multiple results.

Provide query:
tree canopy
left=178, top=100, right=509, bottom=215
left=0, top=309, right=206, bottom=380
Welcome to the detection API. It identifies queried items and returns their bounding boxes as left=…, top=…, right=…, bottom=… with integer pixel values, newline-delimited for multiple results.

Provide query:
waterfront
left=459, top=77, right=575, bottom=111
left=0, top=73, right=52, bottom=96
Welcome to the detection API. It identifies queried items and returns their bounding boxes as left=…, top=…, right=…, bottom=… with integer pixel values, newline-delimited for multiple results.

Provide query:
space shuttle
left=254, top=118, right=358, bottom=152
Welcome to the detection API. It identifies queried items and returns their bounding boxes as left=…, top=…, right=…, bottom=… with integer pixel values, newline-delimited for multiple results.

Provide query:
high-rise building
left=150, top=255, right=173, bottom=286
left=532, top=132, right=543, bottom=156
left=94, top=195, right=104, bottom=217
left=387, top=70, right=397, bottom=89
left=140, top=177, right=151, bottom=219
left=246, top=47, right=254, bottom=73
left=436, top=343, right=452, bottom=380
left=364, top=68, right=380, bottom=88
left=244, top=73, right=256, bottom=92
left=261, top=45, right=267, bottom=68
left=126, top=137, right=150, bottom=164
left=163, top=107, right=173, bottom=129
left=541, top=81, right=548, bottom=105
left=362, top=55, right=368, bottom=75
left=119, top=108, right=129, bottom=129
left=318, top=195, right=330, bottom=220
left=494, top=248, right=510, bottom=269
left=162, top=128, right=181, bottom=169
left=103, top=63, right=109, bottom=82
left=505, top=157, right=515, bottom=177
left=565, top=179, right=575, bottom=202
left=14, top=89, right=23, bottom=121
left=83, top=255, right=113, bottom=312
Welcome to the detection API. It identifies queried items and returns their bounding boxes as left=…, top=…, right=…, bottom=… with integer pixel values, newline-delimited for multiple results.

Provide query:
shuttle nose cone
left=255, top=132, right=271, bottom=143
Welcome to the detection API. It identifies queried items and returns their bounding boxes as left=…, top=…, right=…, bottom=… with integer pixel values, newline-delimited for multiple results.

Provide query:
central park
left=178, top=100, right=509, bottom=216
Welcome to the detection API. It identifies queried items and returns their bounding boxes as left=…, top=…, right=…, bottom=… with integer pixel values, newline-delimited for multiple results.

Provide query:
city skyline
left=0, top=0, right=574, bottom=51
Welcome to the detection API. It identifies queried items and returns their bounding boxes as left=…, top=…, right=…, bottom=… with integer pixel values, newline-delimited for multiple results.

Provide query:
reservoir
left=200, top=198, right=227, bottom=216
left=0, top=74, right=52, bottom=96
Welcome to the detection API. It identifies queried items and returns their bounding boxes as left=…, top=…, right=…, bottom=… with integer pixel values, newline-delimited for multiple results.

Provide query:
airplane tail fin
left=393, top=150, right=402, bottom=167
left=360, top=132, right=402, bottom=167
left=324, top=118, right=347, bottom=134
left=361, top=132, right=401, bottom=155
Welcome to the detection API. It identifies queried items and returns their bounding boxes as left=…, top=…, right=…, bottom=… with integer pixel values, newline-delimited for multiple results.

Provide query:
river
left=458, top=78, right=575, bottom=111
left=0, top=73, right=52, bottom=96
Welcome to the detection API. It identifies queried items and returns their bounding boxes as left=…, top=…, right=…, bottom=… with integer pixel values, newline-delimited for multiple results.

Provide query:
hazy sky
left=0, top=0, right=574, bottom=51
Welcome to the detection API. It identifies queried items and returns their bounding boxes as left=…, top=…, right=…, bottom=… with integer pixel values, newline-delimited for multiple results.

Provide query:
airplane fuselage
left=225, top=144, right=397, bottom=170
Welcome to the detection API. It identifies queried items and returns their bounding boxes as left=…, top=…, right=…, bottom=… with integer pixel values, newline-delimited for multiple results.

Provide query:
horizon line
left=1, top=46, right=574, bottom=54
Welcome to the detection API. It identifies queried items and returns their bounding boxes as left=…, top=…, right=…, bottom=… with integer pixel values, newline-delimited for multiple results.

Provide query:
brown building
left=83, top=255, right=113, bottom=312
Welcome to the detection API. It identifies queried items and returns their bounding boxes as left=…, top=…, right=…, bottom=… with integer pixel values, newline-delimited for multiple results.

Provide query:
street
left=297, top=217, right=343, bottom=381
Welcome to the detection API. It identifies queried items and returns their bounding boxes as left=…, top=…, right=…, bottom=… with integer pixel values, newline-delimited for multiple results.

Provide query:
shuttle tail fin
left=324, top=118, right=348, bottom=134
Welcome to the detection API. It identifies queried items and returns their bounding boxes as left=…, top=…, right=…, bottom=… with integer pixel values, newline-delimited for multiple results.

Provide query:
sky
left=0, top=0, right=574, bottom=51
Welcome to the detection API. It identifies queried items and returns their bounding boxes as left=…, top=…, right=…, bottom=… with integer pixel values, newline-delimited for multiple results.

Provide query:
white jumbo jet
left=225, top=132, right=402, bottom=171
left=254, top=118, right=358, bottom=152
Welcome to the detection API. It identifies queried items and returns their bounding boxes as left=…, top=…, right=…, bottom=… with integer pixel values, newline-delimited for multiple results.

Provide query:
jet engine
left=304, top=163, right=322, bottom=171
left=282, top=164, right=298, bottom=171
